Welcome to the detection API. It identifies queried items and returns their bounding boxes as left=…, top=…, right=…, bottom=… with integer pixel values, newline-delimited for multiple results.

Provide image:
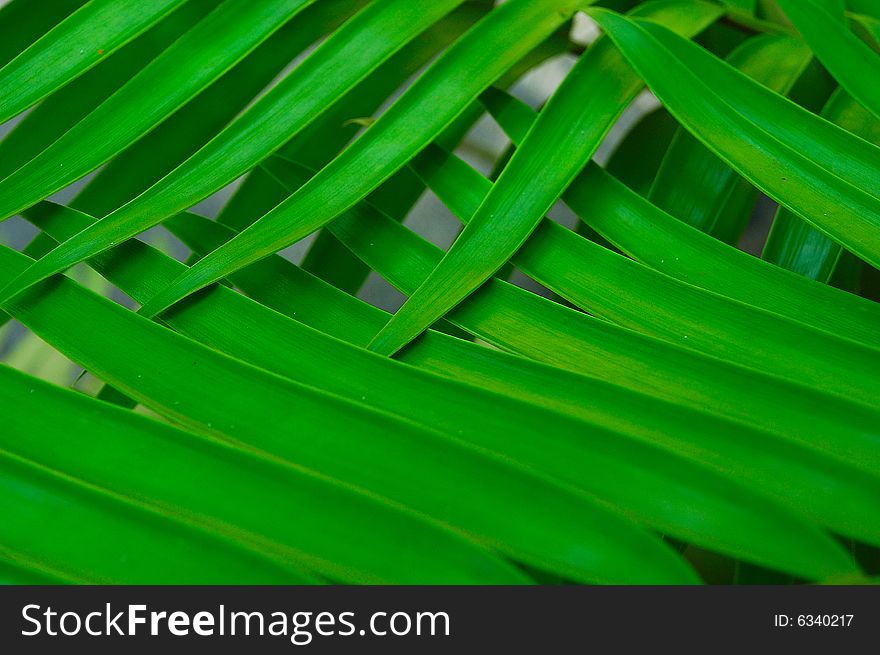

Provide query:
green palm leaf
left=1, top=244, right=703, bottom=583
left=647, top=34, right=812, bottom=242
left=763, top=90, right=880, bottom=281
left=366, top=0, right=721, bottom=356
left=398, top=145, right=880, bottom=409
left=1, top=363, right=519, bottom=584
left=23, top=200, right=867, bottom=580
left=1, top=0, right=878, bottom=585
left=250, top=155, right=880, bottom=475
left=478, top=87, right=880, bottom=345
left=590, top=12, right=880, bottom=267
left=0, top=0, right=312, bottom=218
left=777, top=0, right=880, bottom=119
left=0, top=0, right=478, bottom=303
left=0, top=0, right=187, bottom=123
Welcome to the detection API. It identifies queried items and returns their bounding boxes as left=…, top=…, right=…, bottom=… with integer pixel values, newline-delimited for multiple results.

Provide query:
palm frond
left=0, top=0, right=878, bottom=584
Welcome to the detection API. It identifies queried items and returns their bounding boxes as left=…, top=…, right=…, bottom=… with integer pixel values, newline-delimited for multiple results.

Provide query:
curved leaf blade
left=1, top=364, right=519, bottom=584
left=0, top=0, right=313, bottom=220
left=0, top=0, right=87, bottom=68
left=763, top=89, right=880, bottom=281
left=588, top=11, right=880, bottom=269
left=0, top=0, right=470, bottom=305
left=366, top=0, right=722, bottom=355
left=0, top=0, right=187, bottom=123
left=0, top=0, right=223, bottom=182
left=647, top=34, right=812, bottom=240
left=0, top=451, right=314, bottom=584
left=0, top=248, right=696, bottom=584
left=256, top=154, right=880, bottom=477
left=777, top=0, right=880, bottom=119
left=480, top=86, right=880, bottom=346
left=24, top=201, right=866, bottom=580
left=130, top=0, right=588, bottom=318
left=404, top=144, right=880, bottom=410
left=69, top=0, right=368, bottom=218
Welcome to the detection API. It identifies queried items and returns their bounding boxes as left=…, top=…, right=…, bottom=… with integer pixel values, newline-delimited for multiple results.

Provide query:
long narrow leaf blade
left=0, top=0, right=222, bottom=181
left=777, top=0, right=880, bottom=119
left=255, top=155, right=880, bottom=472
left=587, top=11, right=880, bottom=268
left=762, top=89, right=880, bottom=281
left=0, top=0, right=469, bottom=304
left=480, top=86, right=880, bottom=346
left=647, top=34, right=812, bottom=240
left=131, top=0, right=589, bottom=318
left=0, top=451, right=314, bottom=584
left=402, top=147, right=880, bottom=409
left=0, top=0, right=187, bottom=122
left=0, top=0, right=313, bottom=219
left=24, top=201, right=865, bottom=579
left=1, top=364, right=518, bottom=584
left=0, top=247, right=695, bottom=584
left=367, top=0, right=722, bottom=355
left=70, top=0, right=367, bottom=217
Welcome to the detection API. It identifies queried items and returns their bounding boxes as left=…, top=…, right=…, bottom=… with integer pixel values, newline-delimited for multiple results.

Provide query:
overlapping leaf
left=479, top=87, right=880, bottom=346
left=256, top=157, right=880, bottom=477
left=588, top=11, right=880, bottom=268
left=1, top=363, right=517, bottom=584
left=763, top=90, right=880, bottom=281
left=367, top=0, right=722, bottom=356
left=0, top=0, right=187, bottom=122
left=23, top=201, right=869, bottom=579
left=404, top=146, right=880, bottom=410
left=0, top=0, right=313, bottom=219
left=647, top=34, right=812, bottom=242
left=0, top=0, right=474, bottom=304
left=1, top=0, right=878, bottom=585
left=777, top=0, right=880, bottom=119
left=0, top=246, right=698, bottom=584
